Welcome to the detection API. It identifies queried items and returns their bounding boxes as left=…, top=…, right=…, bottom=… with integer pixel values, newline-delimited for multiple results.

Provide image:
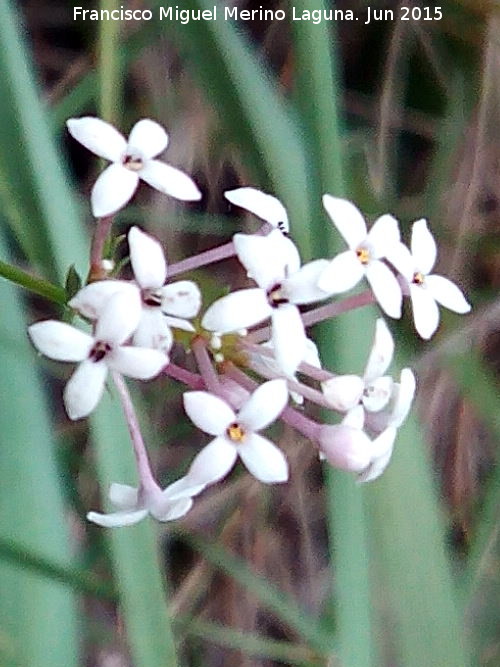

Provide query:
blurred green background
left=0, top=0, right=499, bottom=665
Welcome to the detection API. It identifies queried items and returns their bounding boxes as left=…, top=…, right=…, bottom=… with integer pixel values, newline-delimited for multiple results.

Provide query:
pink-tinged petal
left=365, top=260, right=402, bottom=318
left=64, top=359, right=108, bottom=420
left=384, top=242, right=415, bottom=281
left=367, top=214, right=401, bottom=258
left=69, top=280, right=138, bottom=320
left=224, top=187, right=289, bottom=232
left=108, top=483, right=138, bottom=510
left=150, top=497, right=193, bottom=522
left=91, top=163, right=139, bottom=217
left=183, top=392, right=235, bottom=435
left=342, top=405, right=365, bottom=430
left=139, top=160, right=201, bottom=201
left=183, top=437, right=238, bottom=486
left=28, top=321, right=93, bottom=361
left=127, top=119, right=169, bottom=159
left=425, top=274, right=471, bottom=314
left=363, top=318, right=394, bottom=382
left=318, top=424, right=372, bottom=472
left=133, top=310, right=173, bottom=353
left=316, top=251, right=364, bottom=293
left=237, top=433, right=288, bottom=483
left=160, top=281, right=201, bottom=318
left=87, top=509, right=148, bottom=528
left=128, top=226, right=167, bottom=289
left=95, top=289, right=142, bottom=345
left=322, top=195, right=367, bottom=248
left=66, top=117, right=126, bottom=162
left=409, top=284, right=440, bottom=339
left=321, top=375, right=364, bottom=412
left=271, top=304, right=307, bottom=376
left=163, top=316, right=195, bottom=332
left=411, top=219, right=437, bottom=274
left=358, top=427, right=397, bottom=483
left=238, top=379, right=288, bottom=432
left=110, top=347, right=168, bottom=379
left=362, top=376, right=393, bottom=412
left=202, top=288, right=271, bottom=333
left=283, top=259, right=332, bottom=304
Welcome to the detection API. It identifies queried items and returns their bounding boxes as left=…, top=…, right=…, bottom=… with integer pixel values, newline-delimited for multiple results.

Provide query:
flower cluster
left=27, top=117, right=472, bottom=528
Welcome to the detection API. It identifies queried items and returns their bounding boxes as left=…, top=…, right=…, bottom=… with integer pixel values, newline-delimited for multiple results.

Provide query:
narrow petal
left=66, top=117, right=126, bottom=162
left=127, top=119, right=169, bottom=159
left=238, top=379, right=288, bottom=432
left=321, top=375, right=364, bottom=412
left=95, top=289, right=142, bottom=345
left=322, top=195, right=367, bottom=248
left=183, top=392, right=235, bottom=435
left=28, top=321, right=93, bottom=361
left=283, top=259, right=332, bottom=304
left=139, top=160, right=201, bottom=201
left=183, top=437, right=238, bottom=486
left=271, top=304, right=307, bottom=376
left=384, top=241, right=415, bottom=281
left=133, top=310, right=173, bottom=352
left=363, top=318, right=394, bottom=382
left=358, top=427, right=397, bottom=483
left=128, top=226, right=167, bottom=289
left=318, top=424, right=372, bottom=472
left=366, top=214, right=400, bottom=258
left=316, top=251, right=364, bottom=293
left=160, top=281, right=201, bottom=318
left=69, top=280, right=138, bottom=320
left=91, top=163, right=139, bottom=217
left=410, top=284, right=440, bottom=339
left=411, top=219, right=437, bottom=274
left=87, top=509, right=148, bottom=528
left=237, top=433, right=288, bottom=483
left=362, top=376, right=394, bottom=412
left=303, top=338, right=322, bottom=368
left=63, top=359, right=108, bottom=420
left=365, top=260, right=402, bottom=318
left=202, top=289, right=271, bottom=333
left=108, top=483, right=139, bottom=510
left=389, top=368, right=416, bottom=428
left=224, top=187, right=289, bottom=232
left=425, top=274, right=471, bottom=314
left=110, top=347, right=168, bottom=379
left=151, top=497, right=193, bottom=522
left=161, top=477, right=206, bottom=501
left=163, top=315, right=195, bottom=332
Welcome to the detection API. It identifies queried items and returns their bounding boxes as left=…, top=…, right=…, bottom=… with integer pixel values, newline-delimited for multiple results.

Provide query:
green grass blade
left=98, top=0, right=122, bottom=124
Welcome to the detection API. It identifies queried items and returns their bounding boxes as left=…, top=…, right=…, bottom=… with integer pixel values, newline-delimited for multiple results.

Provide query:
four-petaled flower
left=66, top=117, right=201, bottom=217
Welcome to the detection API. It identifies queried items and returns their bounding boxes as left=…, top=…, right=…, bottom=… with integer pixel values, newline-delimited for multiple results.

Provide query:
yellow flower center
left=227, top=422, right=246, bottom=443
left=412, top=271, right=425, bottom=285
left=356, top=247, right=370, bottom=265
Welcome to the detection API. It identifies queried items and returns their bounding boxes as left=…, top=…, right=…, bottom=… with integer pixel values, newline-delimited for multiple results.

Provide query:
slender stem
left=167, top=241, right=235, bottom=278
left=190, top=336, right=235, bottom=403
left=163, top=362, right=205, bottom=389
left=111, top=371, right=157, bottom=493
left=88, top=215, right=113, bottom=282
left=0, top=259, right=66, bottom=304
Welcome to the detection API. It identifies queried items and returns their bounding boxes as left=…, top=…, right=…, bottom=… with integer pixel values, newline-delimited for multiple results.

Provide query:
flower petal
left=318, top=424, right=372, bottom=472
left=237, top=433, right=288, bottom=483
left=161, top=477, right=206, bottom=501
left=28, top=321, right=93, bottom=361
left=182, top=437, right=238, bottom=486
left=183, top=392, right=235, bottom=435
left=110, top=347, right=168, bottom=379
left=342, top=405, right=365, bottom=429
left=322, top=195, right=367, bottom=249
left=321, top=374, right=364, bottom=412
left=389, top=368, right=416, bottom=428
left=87, top=508, right=148, bottom=528
left=163, top=316, right=195, bottom=332
left=316, top=251, right=364, bottom=293
left=133, top=309, right=173, bottom=352
left=95, top=289, right=142, bottom=345
left=69, top=280, right=138, bottom=320
left=233, top=230, right=300, bottom=289
left=139, top=160, right=201, bottom=201
left=363, top=318, right=394, bottom=382
left=202, top=288, right=271, bottom=333
left=91, top=163, right=139, bottom=217
left=384, top=242, right=415, bottom=281
left=108, top=483, right=139, bottom=510
left=283, top=259, right=332, bottom=304
left=409, top=284, right=440, bottom=339
left=160, top=281, right=201, bottom=318
left=365, top=260, right=402, bottom=318
left=238, top=379, right=288, bottom=432
left=128, top=226, right=167, bottom=289
left=151, top=497, right=193, bottom=522
left=271, top=304, right=307, bottom=376
left=358, top=427, right=397, bottom=483
left=127, top=119, right=169, bottom=159
left=425, top=274, right=471, bottom=314
left=66, top=117, right=126, bottom=162
left=411, top=219, right=437, bottom=274
left=366, top=214, right=400, bottom=258
left=224, top=187, right=289, bottom=232
left=64, top=359, right=108, bottom=420
left=362, top=376, right=393, bottom=412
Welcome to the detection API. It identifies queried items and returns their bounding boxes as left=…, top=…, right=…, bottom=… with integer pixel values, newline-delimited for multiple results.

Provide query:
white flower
left=365, top=367, right=416, bottom=434
left=66, top=117, right=201, bottom=217
left=388, top=219, right=471, bottom=339
left=224, top=187, right=289, bottom=233
left=69, top=226, right=201, bottom=352
left=179, top=379, right=289, bottom=488
left=202, top=229, right=330, bottom=375
left=28, top=291, right=168, bottom=420
left=87, top=480, right=198, bottom=528
left=318, top=195, right=403, bottom=318
left=322, top=318, right=395, bottom=413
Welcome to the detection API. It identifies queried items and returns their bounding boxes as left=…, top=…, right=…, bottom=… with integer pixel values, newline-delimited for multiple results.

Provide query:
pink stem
left=163, top=362, right=205, bottom=389
left=191, top=336, right=234, bottom=403
left=88, top=215, right=114, bottom=282
left=112, top=371, right=158, bottom=493
left=167, top=241, right=235, bottom=278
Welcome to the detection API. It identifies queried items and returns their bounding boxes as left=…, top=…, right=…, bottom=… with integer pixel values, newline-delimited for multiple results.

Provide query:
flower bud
left=318, top=424, right=371, bottom=472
